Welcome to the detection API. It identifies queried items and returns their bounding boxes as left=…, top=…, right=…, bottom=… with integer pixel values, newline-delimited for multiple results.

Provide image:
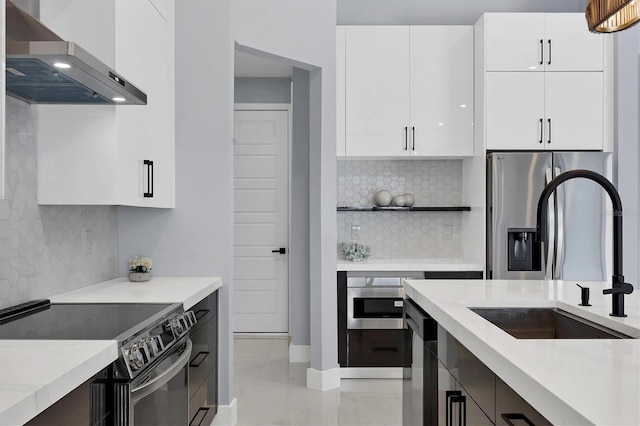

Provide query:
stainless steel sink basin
left=469, top=307, right=632, bottom=339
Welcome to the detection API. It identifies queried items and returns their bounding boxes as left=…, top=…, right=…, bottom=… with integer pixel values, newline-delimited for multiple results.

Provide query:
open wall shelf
left=337, top=206, right=471, bottom=212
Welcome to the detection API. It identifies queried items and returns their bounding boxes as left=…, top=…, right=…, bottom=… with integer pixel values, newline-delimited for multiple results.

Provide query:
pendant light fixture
left=586, top=0, right=640, bottom=33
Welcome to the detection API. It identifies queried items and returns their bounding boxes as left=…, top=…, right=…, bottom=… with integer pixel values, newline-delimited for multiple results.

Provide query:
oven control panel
left=120, top=310, right=196, bottom=377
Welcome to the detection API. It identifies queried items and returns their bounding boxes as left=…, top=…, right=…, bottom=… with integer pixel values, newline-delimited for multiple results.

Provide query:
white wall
left=118, top=0, right=338, bottom=404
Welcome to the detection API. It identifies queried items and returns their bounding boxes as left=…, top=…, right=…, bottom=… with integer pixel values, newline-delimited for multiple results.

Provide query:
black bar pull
left=272, top=247, right=286, bottom=254
left=501, top=413, right=535, bottom=426
left=143, top=160, right=154, bottom=198
left=404, top=126, right=408, bottom=150
left=412, top=126, right=416, bottom=151
left=539, top=118, right=543, bottom=143
left=446, top=390, right=462, bottom=426
left=547, top=39, right=552, bottom=66
left=194, top=309, right=210, bottom=320
left=189, top=351, right=210, bottom=367
left=372, top=346, right=399, bottom=351
left=539, top=39, right=544, bottom=65
left=547, top=118, right=551, bottom=144
left=189, top=407, right=210, bottom=426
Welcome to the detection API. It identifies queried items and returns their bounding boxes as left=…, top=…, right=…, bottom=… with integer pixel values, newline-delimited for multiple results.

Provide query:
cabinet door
left=336, top=26, right=346, bottom=157
left=115, top=0, right=149, bottom=206
left=437, top=361, right=493, bottom=426
left=544, top=72, right=603, bottom=150
left=485, top=13, right=545, bottom=72
left=345, top=26, right=410, bottom=156
left=145, top=0, right=175, bottom=207
left=486, top=72, right=545, bottom=150
left=410, top=26, right=473, bottom=157
left=544, top=14, right=604, bottom=72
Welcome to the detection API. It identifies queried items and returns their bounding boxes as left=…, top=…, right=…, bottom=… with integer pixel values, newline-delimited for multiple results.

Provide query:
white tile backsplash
left=0, top=97, right=118, bottom=309
left=337, top=159, right=463, bottom=259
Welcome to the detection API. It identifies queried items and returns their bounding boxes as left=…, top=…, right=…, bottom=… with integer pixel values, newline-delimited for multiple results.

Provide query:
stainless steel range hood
left=5, top=1, right=147, bottom=105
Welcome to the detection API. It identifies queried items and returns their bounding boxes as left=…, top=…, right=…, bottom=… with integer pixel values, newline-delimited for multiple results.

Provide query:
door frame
left=233, top=103, right=292, bottom=335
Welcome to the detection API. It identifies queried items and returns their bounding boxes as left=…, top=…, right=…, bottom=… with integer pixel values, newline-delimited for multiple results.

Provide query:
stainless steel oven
left=347, top=272, right=425, bottom=330
left=0, top=301, right=197, bottom=426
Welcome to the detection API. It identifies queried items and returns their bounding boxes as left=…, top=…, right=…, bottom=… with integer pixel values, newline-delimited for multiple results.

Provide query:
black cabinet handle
left=272, top=247, right=286, bottom=254
left=501, top=413, right=535, bottom=426
left=194, top=309, right=210, bottom=320
left=539, top=118, right=543, bottom=143
left=189, top=351, right=210, bottom=367
left=404, top=126, right=408, bottom=150
left=143, top=160, right=154, bottom=198
left=547, top=118, right=551, bottom=144
left=446, top=391, right=466, bottom=426
left=539, top=39, right=543, bottom=65
left=547, top=39, right=552, bottom=66
left=189, top=407, right=210, bottom=426
left=372, top=346, right=399, bottom=352
left=412, top=126, right=415, bottom=151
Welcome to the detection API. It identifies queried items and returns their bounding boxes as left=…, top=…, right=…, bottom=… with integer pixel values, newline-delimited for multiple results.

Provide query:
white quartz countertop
left=0, top=340, right=118, bottom=426
left=50, top=276, right=222, bottom=310
left=403, top=279, right=640, bottom=426
left=1, top=276, right=221, bottom=425
left=337, top=258, right=484, bottom=271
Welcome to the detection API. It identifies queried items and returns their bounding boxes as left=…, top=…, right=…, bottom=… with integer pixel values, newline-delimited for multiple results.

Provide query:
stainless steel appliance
left=0, top=300, right=196, bottom=425
left=5, top=2, right=147, bottom=105
left=346, top=274, right=413, bottom=330
left=487, top=152, right=612, bottom=281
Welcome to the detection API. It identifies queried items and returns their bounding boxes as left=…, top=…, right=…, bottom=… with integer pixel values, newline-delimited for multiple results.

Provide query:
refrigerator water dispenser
left=507, top=228, right=541, bottom=271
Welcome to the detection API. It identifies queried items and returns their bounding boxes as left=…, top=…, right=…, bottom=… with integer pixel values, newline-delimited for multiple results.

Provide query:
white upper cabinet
left=345, top=26, right=410, bottom=157
left=342, top=25, right=473, bottom=157
left=485, top=13, right=604, bottom=72
left=410, top=26, right=473, bottom=157
left=336, top=26, right=346, bottom=157
left=36, top=0, right=175, bottom=207
left=478, top=13, right=612, bottom=152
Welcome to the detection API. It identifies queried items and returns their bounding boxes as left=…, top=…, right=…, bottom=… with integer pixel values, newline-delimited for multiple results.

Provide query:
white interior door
left=233, top=109, right=289, bottom=333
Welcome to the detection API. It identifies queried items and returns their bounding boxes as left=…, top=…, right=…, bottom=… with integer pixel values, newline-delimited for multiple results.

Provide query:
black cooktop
left=0, top=302, right=178, bottom=341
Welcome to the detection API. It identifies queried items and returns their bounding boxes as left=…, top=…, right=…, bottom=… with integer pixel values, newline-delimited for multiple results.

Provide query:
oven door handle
left=131, top=339, right=192, bottom=403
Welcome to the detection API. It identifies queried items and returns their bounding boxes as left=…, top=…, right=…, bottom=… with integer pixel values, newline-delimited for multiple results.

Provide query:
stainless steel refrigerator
left=487, top=152, right=613, bottom=281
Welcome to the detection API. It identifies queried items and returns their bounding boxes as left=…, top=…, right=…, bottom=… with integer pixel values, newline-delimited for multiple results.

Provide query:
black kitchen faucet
left=536, top=169, right=634, bottom=317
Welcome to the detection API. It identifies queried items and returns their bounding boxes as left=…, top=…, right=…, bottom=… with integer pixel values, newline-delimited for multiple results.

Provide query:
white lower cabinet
left=36, top=0, right=175, bottom=207
left=486, top=71, right=603, bottom=151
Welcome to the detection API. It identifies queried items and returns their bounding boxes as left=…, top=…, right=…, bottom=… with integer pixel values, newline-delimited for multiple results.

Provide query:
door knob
left=272, top=248, right=286, bottom=254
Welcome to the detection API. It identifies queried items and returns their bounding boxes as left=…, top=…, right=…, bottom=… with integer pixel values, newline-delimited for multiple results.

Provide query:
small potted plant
left=129, top=256, right=153, bottom=282
left=340, top=242, right=371, bottom=262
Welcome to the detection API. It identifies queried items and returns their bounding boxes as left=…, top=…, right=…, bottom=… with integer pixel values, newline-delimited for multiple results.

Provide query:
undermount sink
left=469, top=307, right=632, bottom=339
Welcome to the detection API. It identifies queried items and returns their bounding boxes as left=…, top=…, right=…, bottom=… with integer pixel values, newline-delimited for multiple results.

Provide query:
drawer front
left=347, top=329, right=404, bottom=367
left=190, top=292, right=218, bottom=335
left=189, top=315, right=217, bottom=399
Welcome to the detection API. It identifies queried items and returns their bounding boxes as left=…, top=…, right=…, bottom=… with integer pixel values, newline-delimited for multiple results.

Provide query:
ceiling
left=337, top=0, right=589, bottom=25
left=234, top=51, right=293, bottom=78
left=234, top=0, right=590, bottom=77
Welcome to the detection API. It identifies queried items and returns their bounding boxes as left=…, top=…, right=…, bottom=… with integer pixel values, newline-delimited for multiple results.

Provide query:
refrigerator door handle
left=554, top=166, right=565, bottom=279
left=544, top=168, right=556, bottom=280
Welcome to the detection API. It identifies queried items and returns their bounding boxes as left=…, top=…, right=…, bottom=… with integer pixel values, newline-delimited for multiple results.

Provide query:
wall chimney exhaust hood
left=5, top=2, right=147, bottom=105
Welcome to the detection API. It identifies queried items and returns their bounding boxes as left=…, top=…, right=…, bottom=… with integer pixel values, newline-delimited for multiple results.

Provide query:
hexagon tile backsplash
left=0, top=97, right=118, bottom=309
left=337, top=159, right=463, bottom=259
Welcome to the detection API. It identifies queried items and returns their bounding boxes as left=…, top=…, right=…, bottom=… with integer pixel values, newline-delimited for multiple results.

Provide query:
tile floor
left=234, top=336, right=403, bottom=426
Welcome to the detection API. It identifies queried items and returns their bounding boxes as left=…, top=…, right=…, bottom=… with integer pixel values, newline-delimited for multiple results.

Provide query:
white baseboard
left=210, top=398, right=237, bottom=426
left=340, top=367, right=403, bottom=379
left=289, top=344, right=310, bottom=363
left=306, top=367, right=341, bottom=391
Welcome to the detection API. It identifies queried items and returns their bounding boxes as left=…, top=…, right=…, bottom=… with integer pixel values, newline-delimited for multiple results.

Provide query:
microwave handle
left=131, top=340, right=192, bottom=403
